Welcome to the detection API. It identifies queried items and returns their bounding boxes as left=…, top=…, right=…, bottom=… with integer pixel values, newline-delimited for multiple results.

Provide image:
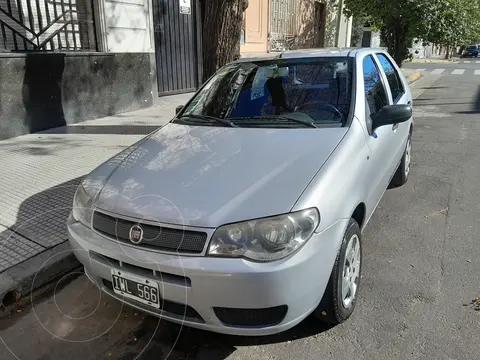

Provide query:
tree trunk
left=200, top=0, right=248, bottom=82
left=381, top=20, right=409, bottom=67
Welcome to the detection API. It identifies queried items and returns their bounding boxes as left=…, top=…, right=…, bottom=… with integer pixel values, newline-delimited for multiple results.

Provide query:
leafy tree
left=423, top=0, right=480, bottom=57
left=199, top=0, right=249, bottom=82
left=343, top=0, right=480, bottom=65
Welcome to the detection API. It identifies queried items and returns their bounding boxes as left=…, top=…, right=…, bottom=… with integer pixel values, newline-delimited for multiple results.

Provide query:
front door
left=361, top=54, right=397, bottom=217
left=374, top=52, right=412, bottom=165
left=240, top=0, right=269, bottom=53
left=152, top=0, right=201, bottom=95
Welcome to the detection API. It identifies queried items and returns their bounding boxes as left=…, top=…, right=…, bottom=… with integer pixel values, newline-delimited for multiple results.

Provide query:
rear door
left=374, top=52, right=411, bottom=167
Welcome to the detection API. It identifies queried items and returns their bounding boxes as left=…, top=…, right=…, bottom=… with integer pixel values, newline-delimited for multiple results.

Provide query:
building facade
left=241, top=0, right=353, bottom=56
left=0, top=0, right=202, bottom=139
left=1, top=0, right=355, bottom=139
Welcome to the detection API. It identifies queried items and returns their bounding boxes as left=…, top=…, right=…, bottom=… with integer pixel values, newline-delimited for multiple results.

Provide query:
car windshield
left=468, top=46, right=477, bottom=50
left=173, top=58, right=353, bottom=128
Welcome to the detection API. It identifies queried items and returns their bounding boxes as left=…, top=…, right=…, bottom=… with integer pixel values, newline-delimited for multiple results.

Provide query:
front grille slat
left=92, top=211, right=207, bottom=254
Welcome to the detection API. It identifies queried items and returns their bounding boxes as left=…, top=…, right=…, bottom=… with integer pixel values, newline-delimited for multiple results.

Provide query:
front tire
left=313, top=218, right=362, bottom=325
left=390, top=133, right=412, bottom=188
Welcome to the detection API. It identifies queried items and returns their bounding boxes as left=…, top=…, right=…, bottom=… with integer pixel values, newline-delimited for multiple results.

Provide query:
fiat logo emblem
left=129, top=224, right=144, bottom=244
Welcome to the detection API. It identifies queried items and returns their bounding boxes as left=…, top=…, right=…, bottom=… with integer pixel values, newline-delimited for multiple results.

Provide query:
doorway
left=152, top=0, right=202, bottom=96
left=314, top=2, right=326, bottom=48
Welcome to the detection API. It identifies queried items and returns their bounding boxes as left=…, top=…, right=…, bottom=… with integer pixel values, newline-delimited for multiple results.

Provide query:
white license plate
left=110, top=269, right=160, bottom=309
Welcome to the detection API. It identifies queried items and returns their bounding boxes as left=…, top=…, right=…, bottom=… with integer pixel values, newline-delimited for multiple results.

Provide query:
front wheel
left=313, top=218, right=362, bottom=325
left=390, top=133, right=412, bottom=188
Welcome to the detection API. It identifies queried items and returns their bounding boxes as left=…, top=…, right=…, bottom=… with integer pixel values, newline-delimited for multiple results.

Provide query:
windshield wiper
left=178, top=114, right=237, bottom=127
left=229, top=115, right=318, bottom=128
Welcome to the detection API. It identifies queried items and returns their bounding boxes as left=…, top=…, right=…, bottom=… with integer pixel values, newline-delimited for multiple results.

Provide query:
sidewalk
left=407, top=55, right=460, bottom=63
left=0, top=93, right=191, bottom=308
left=0, top=72, right=424, bottom=309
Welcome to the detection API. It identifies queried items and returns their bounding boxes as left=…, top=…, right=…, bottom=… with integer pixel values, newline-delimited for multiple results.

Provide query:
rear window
left=176, top=58, right=353, bottom=128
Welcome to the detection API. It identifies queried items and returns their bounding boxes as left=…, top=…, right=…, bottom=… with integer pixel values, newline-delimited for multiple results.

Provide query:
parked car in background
left=464, top=45, right=479, bottom=57
left=68, top=48, right=414, bottom=336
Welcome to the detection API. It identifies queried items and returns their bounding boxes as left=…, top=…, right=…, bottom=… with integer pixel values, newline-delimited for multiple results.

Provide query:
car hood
left=88, top=123, right=347, bottom=228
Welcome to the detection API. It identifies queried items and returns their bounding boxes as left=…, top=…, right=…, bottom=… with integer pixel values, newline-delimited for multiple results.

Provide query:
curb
left=406, top=71, right=423, bottom=84
left=408, top=59, right=458, bottom=63
left=0, top=242, right=80, bottom=309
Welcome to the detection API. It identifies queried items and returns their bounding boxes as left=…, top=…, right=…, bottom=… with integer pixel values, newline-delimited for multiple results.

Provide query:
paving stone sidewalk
left=0, top=93, right=191, bottom=307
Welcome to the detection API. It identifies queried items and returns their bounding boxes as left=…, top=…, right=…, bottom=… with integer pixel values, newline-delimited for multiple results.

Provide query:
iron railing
left=269, top=0, right=297, bottom=51
left=0, top=0, right=96, bottom=51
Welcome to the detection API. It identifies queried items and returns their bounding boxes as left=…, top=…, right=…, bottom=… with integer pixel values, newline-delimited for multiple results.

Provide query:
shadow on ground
left=455, top=84, right=480, bottom=114
left=40, top=125, right=162, bottom=135
left=116, top=313, right=331, bottom=360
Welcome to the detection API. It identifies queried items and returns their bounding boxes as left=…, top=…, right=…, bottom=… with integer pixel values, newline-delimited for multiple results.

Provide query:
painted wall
left=97, top=0, right=154, bottom=53
left=0, top=52, right=153, bottom=140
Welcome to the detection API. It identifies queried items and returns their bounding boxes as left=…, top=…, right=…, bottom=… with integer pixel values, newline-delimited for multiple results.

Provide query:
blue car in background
left=464, top=45, right=479, bottom=57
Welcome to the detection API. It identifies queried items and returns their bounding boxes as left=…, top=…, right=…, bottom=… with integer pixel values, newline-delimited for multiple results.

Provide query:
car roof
left=234, top=47, right=388, bottom=63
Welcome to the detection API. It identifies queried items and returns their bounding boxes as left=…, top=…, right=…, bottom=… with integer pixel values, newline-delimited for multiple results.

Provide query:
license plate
left=110, top=269, right=160, bottom=309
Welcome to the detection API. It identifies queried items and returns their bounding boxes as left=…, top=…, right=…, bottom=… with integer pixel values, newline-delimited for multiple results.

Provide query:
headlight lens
left=72, top=184, right=94, bottom=228
left=207, top=208, right=320, bottom=262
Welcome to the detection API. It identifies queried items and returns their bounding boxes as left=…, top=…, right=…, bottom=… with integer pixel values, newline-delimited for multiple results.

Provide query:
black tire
left=313, top=218, right=362, bottom=325
left=390, top=132, right=412, bottom=188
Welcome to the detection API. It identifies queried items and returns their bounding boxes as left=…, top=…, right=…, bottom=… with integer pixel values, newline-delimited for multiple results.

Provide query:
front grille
left=213, top=305, right=288, bottom=327
left=92, top=211, right=208, bottom=253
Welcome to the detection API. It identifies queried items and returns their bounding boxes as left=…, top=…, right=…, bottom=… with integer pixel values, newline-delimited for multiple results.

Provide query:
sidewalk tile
left=0, top=225, right=44, bottom=273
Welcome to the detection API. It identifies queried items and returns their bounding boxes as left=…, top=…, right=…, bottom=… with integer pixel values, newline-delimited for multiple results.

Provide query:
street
left=1, top=70, right=480, bottom=360
left=403, top=58, right=480, bottom=76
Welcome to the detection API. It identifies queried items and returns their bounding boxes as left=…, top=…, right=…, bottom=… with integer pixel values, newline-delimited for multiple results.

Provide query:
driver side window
left=363, top=55, right=389, bottom=133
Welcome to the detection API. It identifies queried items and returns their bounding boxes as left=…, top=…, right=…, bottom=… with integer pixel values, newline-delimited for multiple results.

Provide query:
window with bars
left=0, top=0, right=97, bottom=51
left=269, top=0, right=297, bottom=37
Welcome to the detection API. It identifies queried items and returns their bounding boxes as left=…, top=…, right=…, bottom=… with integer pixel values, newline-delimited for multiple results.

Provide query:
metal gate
left=152, top=0, right=201, bottom=96
left=269, top=0, right=297, bottom=51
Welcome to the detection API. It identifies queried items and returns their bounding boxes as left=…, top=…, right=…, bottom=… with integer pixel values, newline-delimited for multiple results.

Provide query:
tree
left=343, top=0, right=480, bottom=66
left=199, top=0, right=249, bottom=82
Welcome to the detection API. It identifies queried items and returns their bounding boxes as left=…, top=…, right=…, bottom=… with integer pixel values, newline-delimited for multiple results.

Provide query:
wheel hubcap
left=341, top=234, right=361, bottom=308
left=404, top=138, right=412, bottom=177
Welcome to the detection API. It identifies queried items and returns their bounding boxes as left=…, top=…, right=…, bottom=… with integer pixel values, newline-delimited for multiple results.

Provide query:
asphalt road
left=403, top=59, right=480, bottom=71
left=2, top=73, right=480, bottom=360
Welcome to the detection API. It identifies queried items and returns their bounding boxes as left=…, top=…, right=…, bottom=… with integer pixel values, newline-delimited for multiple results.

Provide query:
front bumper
left=67, top=216, right=348, bottom=336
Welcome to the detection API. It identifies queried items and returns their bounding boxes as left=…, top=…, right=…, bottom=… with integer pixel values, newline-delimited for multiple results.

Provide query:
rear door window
left=375, top=53, right=405, bottom=103
left=363, top=55, right=389, bottom=115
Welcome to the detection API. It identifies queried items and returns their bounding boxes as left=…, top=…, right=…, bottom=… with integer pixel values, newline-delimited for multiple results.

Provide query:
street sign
left=180, top=0, right=191, bottom=14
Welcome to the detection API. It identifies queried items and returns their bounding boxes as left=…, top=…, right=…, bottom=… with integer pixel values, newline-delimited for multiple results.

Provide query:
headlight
left=207, top=208, right=320, bottom=262
left=72, top=184, right=94, bottom=228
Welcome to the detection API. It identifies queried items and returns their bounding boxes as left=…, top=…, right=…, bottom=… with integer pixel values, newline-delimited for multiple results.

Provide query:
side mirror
left=371, top=104, right=412, bottom=130
left=175, top=105, right=184, bottom=115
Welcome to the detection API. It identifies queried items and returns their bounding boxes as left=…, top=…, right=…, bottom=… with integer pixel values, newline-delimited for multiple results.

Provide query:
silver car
left=68, top=48, right=413, bottom=336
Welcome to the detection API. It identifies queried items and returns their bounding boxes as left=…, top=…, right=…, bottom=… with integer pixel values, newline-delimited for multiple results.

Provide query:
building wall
left=0, top=0, right=156, bottom=140
left=240, top=0, right=353, bottom=55
left=96, top=0, right=154, bottom=53
left=0, top=52, right=153, bottom=140
left=295, top=0, right=341, bottom=49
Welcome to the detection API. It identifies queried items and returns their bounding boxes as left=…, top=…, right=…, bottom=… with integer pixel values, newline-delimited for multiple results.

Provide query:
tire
left=390, top=132, right=412, bottom=188
left=313, top=218, right=362, bottom=325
